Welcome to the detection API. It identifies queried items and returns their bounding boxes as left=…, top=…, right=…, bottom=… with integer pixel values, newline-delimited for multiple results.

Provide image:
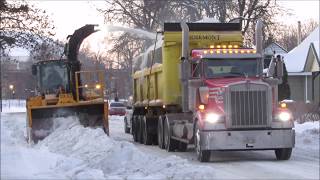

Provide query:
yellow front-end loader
left=26, top=25, right=109, bottom=143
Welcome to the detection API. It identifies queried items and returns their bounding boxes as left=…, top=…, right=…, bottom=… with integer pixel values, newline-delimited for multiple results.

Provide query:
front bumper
left=200, top=129, right=295, bottom=150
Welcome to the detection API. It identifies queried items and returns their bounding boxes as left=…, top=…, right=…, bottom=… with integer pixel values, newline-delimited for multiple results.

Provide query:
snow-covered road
left=1, top=112, right=319, bottom=179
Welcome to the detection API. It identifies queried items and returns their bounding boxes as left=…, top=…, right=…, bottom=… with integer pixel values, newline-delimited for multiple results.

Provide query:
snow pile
left=196, top=17, right=220, bottom=23
left=37, top=117, right=215, bottom=179
left=295, top=121, right=320, bottom=151
left=1, top=114, right=105, bottom=179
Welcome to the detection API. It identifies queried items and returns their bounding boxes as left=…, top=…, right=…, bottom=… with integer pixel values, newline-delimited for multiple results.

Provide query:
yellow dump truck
left=26, top=25, right=109, bottom=143
left=130, top=21, right=295, bottom=162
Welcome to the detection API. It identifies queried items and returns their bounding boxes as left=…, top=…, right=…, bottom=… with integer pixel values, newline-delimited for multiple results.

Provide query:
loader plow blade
left=27, top=102, right=108, bottom=143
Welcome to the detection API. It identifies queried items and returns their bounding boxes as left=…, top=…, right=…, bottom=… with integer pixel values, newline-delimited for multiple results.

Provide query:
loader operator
left=56, top=85, right=65, bottom=97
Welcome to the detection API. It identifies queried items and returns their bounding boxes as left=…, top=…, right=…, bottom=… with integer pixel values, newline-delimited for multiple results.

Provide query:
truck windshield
left=203, top=59, right=259, bottom=78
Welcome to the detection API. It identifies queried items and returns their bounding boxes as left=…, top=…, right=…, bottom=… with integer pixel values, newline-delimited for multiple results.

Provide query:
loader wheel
left=132, top=116, right=139, bottom=142
left=275, top=148, right=292, bottom=160
left=143, top=116, right=153, bottom=145
left=124, top=117, right=130, bottom=134
left=195, top=123, right=210, bottom=162
left=164, top=116, right=178, bottom=152
left=158, top=116, right=165, bottom=149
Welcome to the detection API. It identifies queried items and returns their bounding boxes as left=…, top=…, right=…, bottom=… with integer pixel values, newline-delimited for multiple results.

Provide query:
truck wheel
left=158, top=116, right=165, bottom=149
left=132, top=116, right=139, bottom=142
left=143, top=116, right=153, bottom=145
left=178, top=142, right=188, bottom=152
left=275, top=148, right=292, bottom=160
left=124, top=117, right=130, bottom=134
left=164, top=116, right=177, bottom=152
left=195, top=123, right=210, bottom=162
left=138, top=116, right=144, bottom=144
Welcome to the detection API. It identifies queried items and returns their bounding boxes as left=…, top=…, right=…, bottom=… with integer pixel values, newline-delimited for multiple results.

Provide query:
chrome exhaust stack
left=180, top=21, right=190, bottom=112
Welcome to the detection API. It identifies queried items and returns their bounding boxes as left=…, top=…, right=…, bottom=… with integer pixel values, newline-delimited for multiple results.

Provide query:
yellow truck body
left=133, top=29, right=243, bottom=107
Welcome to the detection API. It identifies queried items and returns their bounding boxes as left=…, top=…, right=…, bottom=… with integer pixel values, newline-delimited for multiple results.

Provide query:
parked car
left=124, top=105, right=133, bottom=134
left=109, top=101, right=126, bottom=116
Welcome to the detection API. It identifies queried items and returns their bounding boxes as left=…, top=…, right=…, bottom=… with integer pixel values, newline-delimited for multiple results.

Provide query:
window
left=204, top=58, right=259, bottom=78
left=110, top=102, right=125, bottom=107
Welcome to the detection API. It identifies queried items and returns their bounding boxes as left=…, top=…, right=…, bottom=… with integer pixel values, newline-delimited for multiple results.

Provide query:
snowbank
left=1, top=113, right=215, bottom=179
left=1, top=114, right=105, bottom=179
left=37, top=116, right=215, bottom=179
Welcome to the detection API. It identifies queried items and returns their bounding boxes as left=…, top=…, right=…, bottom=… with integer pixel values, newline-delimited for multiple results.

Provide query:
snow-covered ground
left=1, top=99, right=26, bottom=113
left=1, top=103, right=319, bottom=179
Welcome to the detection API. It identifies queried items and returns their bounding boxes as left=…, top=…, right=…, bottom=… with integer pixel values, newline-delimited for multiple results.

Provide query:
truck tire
left=178, top=142, right=188, bottom=152
left=124, top=117, right=130, bottom=134
left=138, top=116, right=144, bottom=144
left=275, top=148, right=292, bottom=160
left=195, top=123, right=210, bottom=162
left=158, top=116, right=165, bottom=149
left=132, top=116, right=139, bottom=142
left=164, top=116, right=178, bottom=152
left=143, top=116, right=153, bottom=145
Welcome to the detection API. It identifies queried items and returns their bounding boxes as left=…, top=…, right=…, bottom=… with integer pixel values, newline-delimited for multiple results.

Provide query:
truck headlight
left=278, top=111, right=291, bottom=121
left=205, top=113, right=221, bottom=123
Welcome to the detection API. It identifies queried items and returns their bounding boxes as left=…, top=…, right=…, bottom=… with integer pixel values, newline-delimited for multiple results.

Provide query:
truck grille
left=226, top=82, right=271, bottom=128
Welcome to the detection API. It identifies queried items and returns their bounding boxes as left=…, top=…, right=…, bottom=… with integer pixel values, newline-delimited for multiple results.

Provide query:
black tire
left=164, top=116, right=178, bottom=152
left=143, top=116, right=153, bottom=145
left=178, top=142, right=188, bottom=152
left=195, top=123, right=210, bottom=162
left=124, top=117, right=130, bottom=134
left=275, top=148, right=292, bottom=160
left=138, top=116, right=144, bottom=144
left=158, top=116, right=165, bottom=149
left=132, top=116, right=139, bottom=142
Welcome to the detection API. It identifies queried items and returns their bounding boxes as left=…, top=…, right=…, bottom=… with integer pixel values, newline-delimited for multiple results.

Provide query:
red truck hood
left=204, top=77, right=260, bottom=115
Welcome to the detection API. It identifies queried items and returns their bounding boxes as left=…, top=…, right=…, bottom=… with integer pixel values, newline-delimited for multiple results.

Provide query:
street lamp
left=9, top=84, right=14, bottom=90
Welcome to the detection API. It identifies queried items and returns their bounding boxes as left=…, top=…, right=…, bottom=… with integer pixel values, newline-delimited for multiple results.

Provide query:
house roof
left=263, top=42, right=287, bottom=55
left=283, top=27, right=319, bottom=72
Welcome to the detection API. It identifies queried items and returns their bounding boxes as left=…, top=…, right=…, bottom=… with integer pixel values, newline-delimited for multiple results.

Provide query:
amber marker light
left=198, top=104, right=205, bottom=111
left=95, top=84, right=101, bottom=89
left=280, top=102, right=287, bottom=108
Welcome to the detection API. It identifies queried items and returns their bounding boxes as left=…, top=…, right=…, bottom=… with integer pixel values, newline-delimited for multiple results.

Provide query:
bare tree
left=0, top=0, right=55, bottom=55
left=29, top=39, right=64, bottom=61
left=275, top=20, right=319, bottom=51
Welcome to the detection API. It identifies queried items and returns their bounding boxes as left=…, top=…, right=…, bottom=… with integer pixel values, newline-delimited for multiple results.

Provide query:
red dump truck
left=130, top=20, right=295, bottom=162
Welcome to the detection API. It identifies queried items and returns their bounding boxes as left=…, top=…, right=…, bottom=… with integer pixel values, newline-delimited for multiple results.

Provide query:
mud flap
left=28, top=103, right=108, bottom=143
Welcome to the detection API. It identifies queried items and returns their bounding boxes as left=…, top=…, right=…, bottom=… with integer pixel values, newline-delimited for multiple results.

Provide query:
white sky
left=28, top=0, right=319, bottom=41
left=9, top=0, right=320, bottom=56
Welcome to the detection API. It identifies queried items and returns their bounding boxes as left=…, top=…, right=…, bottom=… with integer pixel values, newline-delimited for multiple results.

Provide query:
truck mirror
left=32, top=65, right=37, bottom=75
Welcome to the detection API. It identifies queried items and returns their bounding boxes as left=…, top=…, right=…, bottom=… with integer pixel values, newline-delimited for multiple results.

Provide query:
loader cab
left=32, top=60, right=71, bottom=94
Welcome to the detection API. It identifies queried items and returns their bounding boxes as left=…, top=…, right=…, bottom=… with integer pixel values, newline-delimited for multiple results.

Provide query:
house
left=282, top=27, right=319, bottom=104
left=263, top=42, right=288, bottom=68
